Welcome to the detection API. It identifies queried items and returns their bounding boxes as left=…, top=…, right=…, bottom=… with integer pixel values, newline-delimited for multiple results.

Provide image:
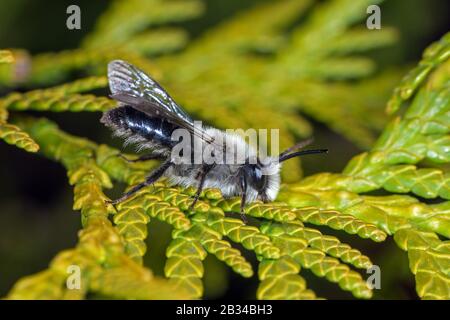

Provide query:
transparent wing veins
left=108, top=60, right=216, bottom=145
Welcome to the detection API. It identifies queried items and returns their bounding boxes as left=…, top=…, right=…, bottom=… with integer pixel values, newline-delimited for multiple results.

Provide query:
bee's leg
left=107, top=158, right=173, bottom=205
left=119, top=153, right=166, bottom=163
left=239, top=175, right=248, bottom=224
left=189, top=164, right=214, bottom=210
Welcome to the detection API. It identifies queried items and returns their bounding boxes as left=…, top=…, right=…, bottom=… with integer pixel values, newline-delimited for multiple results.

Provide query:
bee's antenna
left=278, top=138, right=314, bottom=159
left=278, top=149, right=328, bottom=162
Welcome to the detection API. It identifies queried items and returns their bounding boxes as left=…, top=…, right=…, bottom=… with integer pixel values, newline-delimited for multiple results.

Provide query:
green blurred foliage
left=0, top=0, right=448, bottom=299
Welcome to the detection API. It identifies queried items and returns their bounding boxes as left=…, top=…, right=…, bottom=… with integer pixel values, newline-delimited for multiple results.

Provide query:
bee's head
left=243, top=139, right=327, bottom=202
left=243, top=157, right=281, bottom=202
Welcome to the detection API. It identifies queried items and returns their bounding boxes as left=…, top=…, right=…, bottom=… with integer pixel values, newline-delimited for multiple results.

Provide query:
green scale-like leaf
left=2, top=1, right=449, bottom=301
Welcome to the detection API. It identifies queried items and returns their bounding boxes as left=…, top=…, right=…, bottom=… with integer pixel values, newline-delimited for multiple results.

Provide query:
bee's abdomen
left=102, top=106, right=178, bottom=148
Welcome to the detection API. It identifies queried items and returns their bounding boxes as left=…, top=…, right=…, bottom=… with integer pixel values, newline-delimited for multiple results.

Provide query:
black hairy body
left=104, top=105, right=179, bottom=150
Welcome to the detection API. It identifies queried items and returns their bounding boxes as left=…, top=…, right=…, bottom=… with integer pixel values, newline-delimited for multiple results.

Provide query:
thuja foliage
left=0, top=0, right=448, bottom=299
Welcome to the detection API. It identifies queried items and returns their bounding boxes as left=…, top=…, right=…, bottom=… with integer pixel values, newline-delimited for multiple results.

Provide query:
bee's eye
left=254, top=166, right=262, bottom=180
left=246, top=165, right=267, bottom=192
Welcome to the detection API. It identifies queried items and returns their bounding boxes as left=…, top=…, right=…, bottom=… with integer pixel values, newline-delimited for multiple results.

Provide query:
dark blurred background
left=0, top=0, right=449, bottom=299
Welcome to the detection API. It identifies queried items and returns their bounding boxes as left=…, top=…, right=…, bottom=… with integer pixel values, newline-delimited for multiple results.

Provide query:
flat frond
left=2, top=1, right=448, bottom=301
left=0, top=50, right=14, bottom=64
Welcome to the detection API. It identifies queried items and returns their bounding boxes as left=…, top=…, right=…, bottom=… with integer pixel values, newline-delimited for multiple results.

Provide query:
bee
left=101, top=60, right=327, bottom=215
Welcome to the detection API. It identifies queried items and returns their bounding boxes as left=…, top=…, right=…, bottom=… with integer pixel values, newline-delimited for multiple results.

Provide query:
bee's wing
left=108, top=60, right=215, bottom=144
